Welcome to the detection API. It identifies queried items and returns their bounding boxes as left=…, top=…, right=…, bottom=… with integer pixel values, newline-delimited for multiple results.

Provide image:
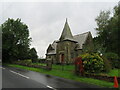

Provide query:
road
left=1, top=65, right=104, bottom=89
left=0, top=63, right=2, bottom=89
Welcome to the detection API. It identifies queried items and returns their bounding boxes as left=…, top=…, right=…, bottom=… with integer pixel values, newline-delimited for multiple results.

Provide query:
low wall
left=84, top=73, right=120, bottom=82
left=12, top=62, right=51, bottom=70
left=27, top=64, right=47, bottom=69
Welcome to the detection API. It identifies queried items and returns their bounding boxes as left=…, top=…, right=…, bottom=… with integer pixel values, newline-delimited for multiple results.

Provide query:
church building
left=46, top=19, right=93, bottom=64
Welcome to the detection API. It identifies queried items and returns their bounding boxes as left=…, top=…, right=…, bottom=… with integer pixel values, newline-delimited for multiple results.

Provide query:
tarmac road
left=1, top=65, right=104, bottom=89
left=0, top=63, right=2, bottom=89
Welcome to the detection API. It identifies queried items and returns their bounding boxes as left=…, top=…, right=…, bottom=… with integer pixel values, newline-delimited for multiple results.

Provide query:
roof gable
left=73, top=31, right=91, bottom=49
left=46, top=41, right=57, bottom=55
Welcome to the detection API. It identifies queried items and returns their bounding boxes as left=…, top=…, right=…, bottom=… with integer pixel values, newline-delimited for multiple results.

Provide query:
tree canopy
left=29, top=48, right=38, bottom=63
left=2, top=18, right=38, bottom=62
left=94, top=2, right=120, bottom=57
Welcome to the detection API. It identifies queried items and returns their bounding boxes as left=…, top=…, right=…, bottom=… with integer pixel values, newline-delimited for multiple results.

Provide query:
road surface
left=1, top=65, right=104, bottom=89
left=0, top=63, right=2, bottom=89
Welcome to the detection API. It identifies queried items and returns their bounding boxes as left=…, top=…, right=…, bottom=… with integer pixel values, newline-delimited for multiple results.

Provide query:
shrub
left=79, top=53, right=105, bottom=73
left=105, top=52, right=119, bottom=60
left=101, top=56, right=112, bottom=72
left=104, top=52, right=120, bottom=68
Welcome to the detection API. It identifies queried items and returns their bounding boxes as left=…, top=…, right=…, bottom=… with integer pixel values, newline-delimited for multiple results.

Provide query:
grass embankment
left=32, top=63, right=120, bottom=77
left=31, top=63, right=74, bottom=71
left=107, top=69, right=119, bottom=77
left=5, top=63, right=115, bottom=88
left=32, top=63, right=46, bottom=66
left=94, top=69, right=119, bottom=77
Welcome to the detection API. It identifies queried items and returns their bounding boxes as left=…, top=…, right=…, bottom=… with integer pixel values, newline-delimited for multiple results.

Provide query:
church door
left=61, top=54, right=64, bottom=63
left=60, top=54, right=64, bottom=63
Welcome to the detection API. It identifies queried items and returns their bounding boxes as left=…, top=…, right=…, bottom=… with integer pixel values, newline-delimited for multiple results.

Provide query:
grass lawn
left=52, top=64, right=74, bottom=71
left=32, top=63, right=46, bottom=66
left=32, top=63, right=74, bottom=71
left=5, top=63, right=115, bottom=88
left=32, top=63, right=120, bottom=77
left=107, top=69, right=120, bottom=77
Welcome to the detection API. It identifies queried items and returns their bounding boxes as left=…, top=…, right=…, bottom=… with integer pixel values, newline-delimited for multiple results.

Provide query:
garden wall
left=12, top=62, right=50, bottom=70
left=84, top=73, right=120, bottom=82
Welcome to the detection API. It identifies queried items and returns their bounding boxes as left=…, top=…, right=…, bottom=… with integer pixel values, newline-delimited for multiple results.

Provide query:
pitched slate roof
left=46, top=40, right=58, bottom=55
left=73, top=31, right=90, bottom=49
left=59, top=19, right=77, bottom=42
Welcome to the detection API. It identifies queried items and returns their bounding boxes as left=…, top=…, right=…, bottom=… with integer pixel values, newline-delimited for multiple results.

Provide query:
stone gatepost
left=46, top=58, right=52, bottom=70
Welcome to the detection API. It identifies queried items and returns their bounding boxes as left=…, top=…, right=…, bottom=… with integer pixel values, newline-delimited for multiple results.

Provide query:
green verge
left=4, top=63, right=115, bottom=88
left=32, top=63, right=119, bottom=77
left=107, top=69, right=120, bottom=77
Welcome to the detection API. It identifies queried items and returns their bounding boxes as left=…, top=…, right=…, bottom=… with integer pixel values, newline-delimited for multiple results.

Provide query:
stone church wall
left=56, top=40, right=77, bottom=64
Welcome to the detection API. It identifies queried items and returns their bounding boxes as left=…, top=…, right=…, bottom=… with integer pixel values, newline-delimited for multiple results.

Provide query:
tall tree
left=2, top=18, right=31, bottom=62
left=29, top=48, right=38, bottom=63
left=95, top=10, right=110, bottom=35
left=94, top=2, right=120, bottom=57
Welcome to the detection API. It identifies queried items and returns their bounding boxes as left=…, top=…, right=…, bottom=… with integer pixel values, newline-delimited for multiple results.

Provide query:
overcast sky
left=0, top=1, right=118, bottom=58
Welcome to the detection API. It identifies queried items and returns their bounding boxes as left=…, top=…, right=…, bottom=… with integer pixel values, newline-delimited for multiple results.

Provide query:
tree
left=94, top=2, right=120, bottom=57
left=2, top=18, right=31, bottom=62
left=95, top=10, right=111, bottom=48
left=29, top=48, right=38, bottom=63
left=95, top=10, right=110, bottom=35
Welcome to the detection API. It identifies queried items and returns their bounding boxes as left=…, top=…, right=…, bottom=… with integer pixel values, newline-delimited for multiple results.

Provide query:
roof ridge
left=74, top=31, right=90, bottom=36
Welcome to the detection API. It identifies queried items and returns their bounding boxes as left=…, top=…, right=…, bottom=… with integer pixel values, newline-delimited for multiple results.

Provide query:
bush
left=80, top=53, right=105, bottom=73
left=104, top=52, right=120, bottom=68
left=105, top=52, right=119, bottom=60
left=101, top=56, right=112, bottom=72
